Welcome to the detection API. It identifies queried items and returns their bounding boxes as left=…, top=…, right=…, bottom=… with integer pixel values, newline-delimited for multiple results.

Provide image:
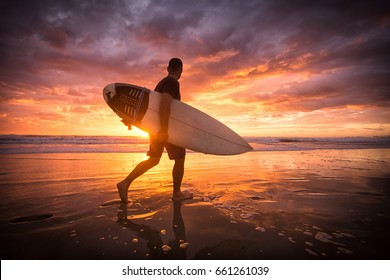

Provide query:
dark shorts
left=147, top=137, right=186, bottom=160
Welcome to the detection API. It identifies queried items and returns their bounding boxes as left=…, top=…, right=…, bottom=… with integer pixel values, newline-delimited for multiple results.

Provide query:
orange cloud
left=0, top=0, right=389, bottom=137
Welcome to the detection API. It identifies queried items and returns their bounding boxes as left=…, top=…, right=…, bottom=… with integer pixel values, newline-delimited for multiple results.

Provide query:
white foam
left=305, top=249, right=319, bottom=256
left=288, top=237, right=296, bottom=243
left=162, top=245, right=172, bottom=252
left=240, top=211, right=258, bottom=219
left=315, top=231, right=344, bottom=245
left=315, top=232, right=332, bottom=243
left=337, top=247, right=353, bottom=255
left=255, top=226, right=266, bottom=232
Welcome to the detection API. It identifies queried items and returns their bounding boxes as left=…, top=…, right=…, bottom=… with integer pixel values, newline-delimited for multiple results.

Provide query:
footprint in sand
left=9, top=213, right=53, bottom=224
left=250, top=195, right=266, bottom=200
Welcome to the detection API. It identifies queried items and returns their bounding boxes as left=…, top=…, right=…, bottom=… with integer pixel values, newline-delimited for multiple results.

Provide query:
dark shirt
left=154, top=76, right=181, bottom=101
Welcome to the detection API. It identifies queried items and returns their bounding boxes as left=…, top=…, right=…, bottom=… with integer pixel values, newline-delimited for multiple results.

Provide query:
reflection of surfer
left=117, top=201, right=188, bottom=259
left=168, top=201, right=188, bottom=259
left=117, top=58, right=193, bottom=204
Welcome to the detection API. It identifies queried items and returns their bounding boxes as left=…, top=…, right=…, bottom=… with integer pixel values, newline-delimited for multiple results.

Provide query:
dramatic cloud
left=0, top=0, right=389, bottom=136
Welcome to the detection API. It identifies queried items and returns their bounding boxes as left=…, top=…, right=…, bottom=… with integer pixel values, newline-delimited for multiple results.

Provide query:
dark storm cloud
left=128, top=8, right=204, bottom=44
left=0, top=0, right=389, bottom=108
left=1, top=0, right=138, bottom=83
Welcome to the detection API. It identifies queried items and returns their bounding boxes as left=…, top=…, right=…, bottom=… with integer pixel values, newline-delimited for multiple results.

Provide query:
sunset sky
left=0, top=0, right=389, bottom=137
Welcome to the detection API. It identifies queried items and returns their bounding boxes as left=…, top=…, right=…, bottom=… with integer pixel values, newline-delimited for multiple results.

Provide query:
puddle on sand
left=9, top=213, right=53, bottom=224
left=100, top=199, right=127, bottom=207
left=127, top=210, right=159, bottom=220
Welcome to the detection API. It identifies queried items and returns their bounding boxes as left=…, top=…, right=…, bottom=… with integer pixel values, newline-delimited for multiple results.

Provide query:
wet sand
left=0, top=149, right=389, bottom=259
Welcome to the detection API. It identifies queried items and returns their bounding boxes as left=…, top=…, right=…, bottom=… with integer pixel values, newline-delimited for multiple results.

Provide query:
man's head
left=167, top=58, right=183, bottom=80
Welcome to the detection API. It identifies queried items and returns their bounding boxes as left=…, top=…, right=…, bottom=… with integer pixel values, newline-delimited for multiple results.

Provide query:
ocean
left=0, top=135, right=389, bottom=154
left=1, top=135, right=389, bottom=260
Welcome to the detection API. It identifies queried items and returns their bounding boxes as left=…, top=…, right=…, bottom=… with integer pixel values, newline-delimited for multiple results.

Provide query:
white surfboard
left=103, top=83, right=252, bottom=155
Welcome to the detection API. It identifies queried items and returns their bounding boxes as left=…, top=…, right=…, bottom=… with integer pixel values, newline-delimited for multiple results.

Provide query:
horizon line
left=1, top=134, right=389, bottom=138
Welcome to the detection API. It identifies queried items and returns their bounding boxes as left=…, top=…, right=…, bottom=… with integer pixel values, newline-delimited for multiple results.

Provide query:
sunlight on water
left=0, top=149, right=389, bottom=259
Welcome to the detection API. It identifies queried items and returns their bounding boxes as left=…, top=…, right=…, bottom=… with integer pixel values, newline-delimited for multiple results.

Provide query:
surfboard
left=103, top=83, right=252, bottom=155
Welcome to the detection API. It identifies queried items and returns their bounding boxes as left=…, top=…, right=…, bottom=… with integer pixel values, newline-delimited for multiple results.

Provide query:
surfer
left=117, top=58, right=193, bottom=204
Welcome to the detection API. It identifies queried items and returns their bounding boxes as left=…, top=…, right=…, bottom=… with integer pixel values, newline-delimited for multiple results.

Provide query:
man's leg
left=166, top=143, right=191, bottom=201
left=117, top=136, right=164, bottom=204
left=172, top=156, right=193, bottom=201
left=117, top=156, right=160, bottom=204
left=172, top=156, right=185, bottom=195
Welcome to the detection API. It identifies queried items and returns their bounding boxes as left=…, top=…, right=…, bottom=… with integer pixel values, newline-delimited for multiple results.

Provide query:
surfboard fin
left=121, top=119, right=132, bottom=130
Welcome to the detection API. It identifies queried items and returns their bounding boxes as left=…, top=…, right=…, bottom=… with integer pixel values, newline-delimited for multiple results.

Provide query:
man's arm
left=157, top=92, right=173, bottom=141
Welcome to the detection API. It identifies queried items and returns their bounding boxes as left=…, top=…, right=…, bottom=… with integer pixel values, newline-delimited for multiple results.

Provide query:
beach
left=1, top=146, right=389, bottom=260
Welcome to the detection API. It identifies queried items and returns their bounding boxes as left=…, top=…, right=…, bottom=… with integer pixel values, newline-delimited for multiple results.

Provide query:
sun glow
left=131, top=127, right=149, bottom=138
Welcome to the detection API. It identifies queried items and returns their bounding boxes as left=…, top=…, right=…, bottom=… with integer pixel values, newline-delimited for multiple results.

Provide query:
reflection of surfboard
left=103, top=83, right=253, bottom=155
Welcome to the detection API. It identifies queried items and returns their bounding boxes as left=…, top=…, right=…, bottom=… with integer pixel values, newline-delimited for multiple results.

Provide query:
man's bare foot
left=117, top=181, right=129, bottom=204
left=172, top=190, right=193, bottom=202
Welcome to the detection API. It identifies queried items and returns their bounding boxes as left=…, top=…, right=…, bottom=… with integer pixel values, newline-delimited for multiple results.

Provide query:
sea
left=0, top=135, right=389, bottom=154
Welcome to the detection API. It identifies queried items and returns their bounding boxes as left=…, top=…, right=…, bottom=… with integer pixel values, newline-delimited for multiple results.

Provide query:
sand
left=0, top=149, right=389, bottom=259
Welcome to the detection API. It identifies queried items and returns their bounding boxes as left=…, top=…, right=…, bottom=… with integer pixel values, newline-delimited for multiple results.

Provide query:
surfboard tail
left=103, top=83, right=149, bottom=124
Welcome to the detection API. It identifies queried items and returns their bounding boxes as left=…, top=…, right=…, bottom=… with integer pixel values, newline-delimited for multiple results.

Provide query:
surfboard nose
left=103, top=83, right=116, bottom=103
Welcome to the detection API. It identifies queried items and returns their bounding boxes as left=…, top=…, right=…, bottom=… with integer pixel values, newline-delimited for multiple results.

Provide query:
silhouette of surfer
left=117, top=58, right=193, bottom=204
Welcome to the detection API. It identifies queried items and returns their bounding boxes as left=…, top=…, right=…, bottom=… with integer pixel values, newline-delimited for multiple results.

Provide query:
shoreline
left=1, top=135, right=389, bottom=155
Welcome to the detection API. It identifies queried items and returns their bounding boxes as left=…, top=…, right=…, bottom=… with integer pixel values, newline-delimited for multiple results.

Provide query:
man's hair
left=168, top=58, right=183, bottom=72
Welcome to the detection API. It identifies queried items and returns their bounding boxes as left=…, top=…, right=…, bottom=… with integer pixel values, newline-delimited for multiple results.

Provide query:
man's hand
left=121, top=119, right=132, bottom=130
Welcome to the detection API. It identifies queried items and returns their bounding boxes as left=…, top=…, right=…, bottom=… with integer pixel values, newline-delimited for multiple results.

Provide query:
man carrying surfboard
left=117, top=58, right=193, bottom=204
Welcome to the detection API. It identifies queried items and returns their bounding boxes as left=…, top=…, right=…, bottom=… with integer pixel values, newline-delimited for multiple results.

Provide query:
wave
left=0, top=135, right=389, bottom=154
left=247, top=136, right=390, bottom=152
left=0, top=135, right=147, bottom=145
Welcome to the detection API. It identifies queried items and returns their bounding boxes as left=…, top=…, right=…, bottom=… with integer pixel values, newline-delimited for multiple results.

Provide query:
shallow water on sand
left=0, top=149, right=389, bottom=259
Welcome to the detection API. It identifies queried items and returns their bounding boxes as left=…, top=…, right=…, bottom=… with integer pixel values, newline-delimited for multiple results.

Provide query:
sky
left=0, top=0, right=389, bottom=137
